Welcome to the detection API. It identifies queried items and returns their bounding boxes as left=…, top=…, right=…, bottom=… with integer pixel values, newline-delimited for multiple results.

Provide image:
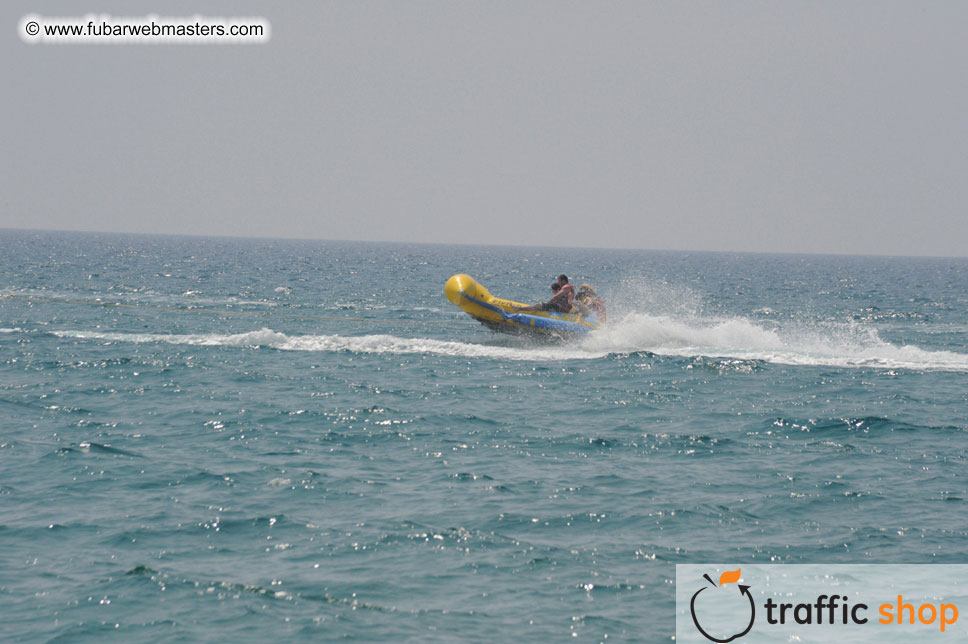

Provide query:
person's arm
left=548, top=289, right=569, bottom=308
left=548, top=285, right=574, bottom=312
left=516, top=292, right=562, bottom=312
left=564, top=286, right=575, bottom=307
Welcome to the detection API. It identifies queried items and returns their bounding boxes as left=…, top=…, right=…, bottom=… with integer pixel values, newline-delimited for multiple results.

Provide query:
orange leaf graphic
left=718, top=569, right=741, bottom=586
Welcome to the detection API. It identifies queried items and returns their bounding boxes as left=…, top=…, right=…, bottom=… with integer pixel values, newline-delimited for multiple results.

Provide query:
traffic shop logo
left=685, top=566, right=961, bottom=641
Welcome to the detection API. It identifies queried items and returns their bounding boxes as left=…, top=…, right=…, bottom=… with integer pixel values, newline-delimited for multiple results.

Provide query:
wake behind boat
left=444, top=274, right=602, bottom=338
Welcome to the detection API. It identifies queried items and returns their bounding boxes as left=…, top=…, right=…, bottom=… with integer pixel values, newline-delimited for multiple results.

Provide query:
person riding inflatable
left=575, top=283, right=606, bottom=323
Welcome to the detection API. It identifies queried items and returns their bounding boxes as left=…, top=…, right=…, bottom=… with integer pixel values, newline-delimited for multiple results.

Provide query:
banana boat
left=444, top=274, right=601, bottom=337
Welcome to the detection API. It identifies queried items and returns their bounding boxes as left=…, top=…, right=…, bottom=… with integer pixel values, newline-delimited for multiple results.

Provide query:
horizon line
left=0, top=225, right=964, bottom=261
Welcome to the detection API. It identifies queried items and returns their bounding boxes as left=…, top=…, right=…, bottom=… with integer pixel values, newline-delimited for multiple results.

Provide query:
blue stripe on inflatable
left=507, top=312, right=593, bottom=334
left=461, top=292, right=506, bottom=316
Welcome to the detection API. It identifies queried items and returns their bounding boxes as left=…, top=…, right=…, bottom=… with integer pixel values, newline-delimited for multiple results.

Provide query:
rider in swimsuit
left=554, top=275, right=575, bottom=313
left=576, top=283, right=606, bottom=322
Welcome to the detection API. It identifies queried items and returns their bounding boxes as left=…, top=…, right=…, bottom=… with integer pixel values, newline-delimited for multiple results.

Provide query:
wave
left=585, top=312, right=968, bottom=371
left=47, top=315, right=968, bottom=371
left=50, top=328, right=597, bottom=361
left=0, top=288, right=276, bottom=309
left=1, top=287, right=413, bottom=313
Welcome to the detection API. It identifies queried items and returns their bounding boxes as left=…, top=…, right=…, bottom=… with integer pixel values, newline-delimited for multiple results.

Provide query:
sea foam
left=50, top=316, right=968, bottom=372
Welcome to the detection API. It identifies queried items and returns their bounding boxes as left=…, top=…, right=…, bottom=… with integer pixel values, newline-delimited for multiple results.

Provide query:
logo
left=689, top=568, right=755, bottom=643
left=679, top=564, right=965, bottom=642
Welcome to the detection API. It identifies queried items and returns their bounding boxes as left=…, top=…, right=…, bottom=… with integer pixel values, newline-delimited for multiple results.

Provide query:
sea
left=1, top=229, right=967, bottom=643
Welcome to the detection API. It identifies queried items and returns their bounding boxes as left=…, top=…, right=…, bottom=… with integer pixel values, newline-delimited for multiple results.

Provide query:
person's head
left=557, top=274, right=569, bottom=285
left=577, top=283, right=594, bottom=298
left=551, top=282, right=561, bottom=293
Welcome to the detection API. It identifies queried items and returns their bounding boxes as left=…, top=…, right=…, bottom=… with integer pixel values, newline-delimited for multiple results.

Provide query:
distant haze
left=4, top=1, right=967, bottom=257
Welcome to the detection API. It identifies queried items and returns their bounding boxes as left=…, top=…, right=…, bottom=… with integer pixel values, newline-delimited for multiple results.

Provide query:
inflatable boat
left=444, top=274, right=601, bottom=337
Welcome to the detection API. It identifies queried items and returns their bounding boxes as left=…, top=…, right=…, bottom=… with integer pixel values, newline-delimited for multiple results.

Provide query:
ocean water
left=1, top=229, right=967, bottom=643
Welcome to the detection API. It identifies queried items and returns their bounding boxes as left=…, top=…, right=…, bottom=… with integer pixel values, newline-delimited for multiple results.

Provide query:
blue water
left=2, top=229, right=967, bottom=643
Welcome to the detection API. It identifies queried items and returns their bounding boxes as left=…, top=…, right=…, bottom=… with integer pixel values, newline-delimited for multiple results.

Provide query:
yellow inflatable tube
left=444, top=274, right=600, bottom=336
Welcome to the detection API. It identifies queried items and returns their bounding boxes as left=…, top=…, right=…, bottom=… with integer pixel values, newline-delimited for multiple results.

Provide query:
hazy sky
left=4, top=1, right=967, bottom=256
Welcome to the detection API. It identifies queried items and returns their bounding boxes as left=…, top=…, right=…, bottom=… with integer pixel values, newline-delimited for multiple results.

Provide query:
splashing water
left=49, top=312, right=968, bottom=371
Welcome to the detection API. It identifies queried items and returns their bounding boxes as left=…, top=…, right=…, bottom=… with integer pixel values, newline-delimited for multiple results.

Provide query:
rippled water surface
left=2, top=230, right=967, bottom=642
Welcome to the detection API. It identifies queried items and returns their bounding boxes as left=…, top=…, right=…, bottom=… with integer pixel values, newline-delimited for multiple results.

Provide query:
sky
left=3, top=1, right=967, bottom=257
